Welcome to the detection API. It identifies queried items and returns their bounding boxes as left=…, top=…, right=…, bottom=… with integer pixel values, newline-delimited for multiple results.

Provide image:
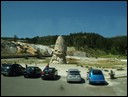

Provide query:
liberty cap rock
left=50, top=35, right=67, bottom=64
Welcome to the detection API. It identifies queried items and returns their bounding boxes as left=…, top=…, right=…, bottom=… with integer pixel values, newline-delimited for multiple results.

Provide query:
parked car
left=66, top=69, right=82, bottom=83
left=1, top=63, right=25, bottom=76
left=41, top=67, right=58, bottom=80
left=87, top=69, right=105, bottom=84
left=23, top=66, right=42, bottom=78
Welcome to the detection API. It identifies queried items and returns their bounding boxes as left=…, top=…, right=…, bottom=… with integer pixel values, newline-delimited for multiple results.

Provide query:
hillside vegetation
left=1, top=32, right=127, bottom=58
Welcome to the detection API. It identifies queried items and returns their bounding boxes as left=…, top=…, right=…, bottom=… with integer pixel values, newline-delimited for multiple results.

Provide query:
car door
left=10, top=65, right=17, bottom=75
left=87, top=70, right=91, bottom=80
left=15, top=64, right=22, bottom=74
left=54, top=68, right=58, bottom=76
left=35, top=67, right=41, bottom=74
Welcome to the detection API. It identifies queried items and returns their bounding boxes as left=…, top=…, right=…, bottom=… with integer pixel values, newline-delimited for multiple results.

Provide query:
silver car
left=66, top=69, right=82, bottom=83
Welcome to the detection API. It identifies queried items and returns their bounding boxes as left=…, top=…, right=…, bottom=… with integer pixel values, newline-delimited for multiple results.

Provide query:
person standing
left=45, top=63, right=49, bottom=68
left=25, top=64, right=28, bottom=68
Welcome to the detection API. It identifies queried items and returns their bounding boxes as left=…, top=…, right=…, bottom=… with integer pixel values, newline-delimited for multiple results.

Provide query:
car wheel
left=67, top=80, right=69, bottom=83
left=80, top=79, right=83, bottom=83
left=24, top=75, right=28, bottom=78
left=12, top=72, right=16, bottom=76
left=89, top=80, right=91, bottom=84
left=54, top=75, right=56, bottom=80
left=42, top=77, right=45, bottom=80
left=3, top=74, right=6, bottom=76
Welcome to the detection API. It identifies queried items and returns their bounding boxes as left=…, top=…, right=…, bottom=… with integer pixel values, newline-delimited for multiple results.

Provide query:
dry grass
left=81, top=60, right=126, bottom=69
left=1, top=57, right=51, bottom=65
left=1, top=57, right=127, bottom=69
left=66, top=58, right=127, bottom=69
left=67, top=58, right=79, bottom=64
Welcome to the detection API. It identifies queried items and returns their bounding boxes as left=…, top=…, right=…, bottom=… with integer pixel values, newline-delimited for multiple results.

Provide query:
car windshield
left=44, top=68, right=54, bottom=73
left=69, top=71, right=80, bottom=75
left=27, top=67, right=35, bottom=71
left=93, top=70, right=102, bottom=75
left=35, top=67, right=40, bottom=71
left=2, top=64, right=12, bottom=69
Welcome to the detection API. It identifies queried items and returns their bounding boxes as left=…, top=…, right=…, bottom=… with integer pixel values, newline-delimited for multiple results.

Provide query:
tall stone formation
left=50, top=35, right=67, bottom=64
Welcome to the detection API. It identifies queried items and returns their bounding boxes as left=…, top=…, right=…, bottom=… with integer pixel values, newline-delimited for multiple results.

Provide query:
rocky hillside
left=1, top=39, right=53, bottom=56
left=1, top=39, right=88, bottom=58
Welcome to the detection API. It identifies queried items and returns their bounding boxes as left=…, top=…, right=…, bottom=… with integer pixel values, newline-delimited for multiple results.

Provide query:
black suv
left=23, top=66, right=42, bottom=78
left=1, top=63, right=25, bottom=76
left=41, top=67, right=58, bottom=80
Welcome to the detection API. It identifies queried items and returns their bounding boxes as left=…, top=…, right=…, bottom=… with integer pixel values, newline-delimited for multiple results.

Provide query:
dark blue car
left=87, top=69, right=105, bottom=84
left=1, top=63, right=25, bottom=76
left=23, top=66, right=42, bottom=78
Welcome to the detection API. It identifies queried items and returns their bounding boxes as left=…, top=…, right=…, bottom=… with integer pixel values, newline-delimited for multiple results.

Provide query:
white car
left=66, top=69, right=82, bottom=83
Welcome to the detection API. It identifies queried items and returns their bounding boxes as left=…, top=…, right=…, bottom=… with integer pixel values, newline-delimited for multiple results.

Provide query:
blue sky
left=1, top=1, right=127, bottom=38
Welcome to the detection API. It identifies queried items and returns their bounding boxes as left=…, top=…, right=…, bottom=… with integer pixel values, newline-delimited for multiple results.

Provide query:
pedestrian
left=110, top=70, right=115, bottom=79
left=46, top=63, right=49, bottom=68
left=25, top=64, right=28, bottom=68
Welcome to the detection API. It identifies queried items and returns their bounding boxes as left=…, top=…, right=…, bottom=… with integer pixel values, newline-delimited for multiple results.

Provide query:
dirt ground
left=1, top=57, right=127, bottom=81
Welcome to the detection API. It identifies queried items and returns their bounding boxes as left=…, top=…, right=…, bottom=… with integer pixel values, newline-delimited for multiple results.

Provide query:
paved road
left=1, top=74, right=127, bottom=96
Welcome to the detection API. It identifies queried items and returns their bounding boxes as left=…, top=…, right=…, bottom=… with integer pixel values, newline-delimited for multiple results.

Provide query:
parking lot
left=1, top=63, right=127, bottom=96
left=1, top=57, right=127, bottom=96
left=1, top=75, right=127, bottom=96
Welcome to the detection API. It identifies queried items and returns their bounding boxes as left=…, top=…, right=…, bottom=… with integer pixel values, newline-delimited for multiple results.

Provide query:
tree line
left=1, top=32, right=127, bottom=56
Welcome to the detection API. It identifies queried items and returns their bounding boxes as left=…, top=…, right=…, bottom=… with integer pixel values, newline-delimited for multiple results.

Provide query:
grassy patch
left=42, top=58, right=51, bottom=63
left=100, top=54, right=127, bottom=59
left=67, top=58, right=79, bottom=64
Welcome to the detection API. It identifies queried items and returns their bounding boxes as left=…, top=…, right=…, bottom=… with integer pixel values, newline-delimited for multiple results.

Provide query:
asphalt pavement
left=1, top=74, right=127, bottom=96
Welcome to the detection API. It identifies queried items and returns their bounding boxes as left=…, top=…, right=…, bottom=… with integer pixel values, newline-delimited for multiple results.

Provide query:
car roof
left=2, top=64, right=13, bottom=67
left=27, top=66, right=39, bottom=68
left=90, top=69, right=102, bottom=71
left=13, top=64, right=20, bottom=65
left=44, top=67, right=55, bottom=69
left=68, top=69, right=79, bottom=71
